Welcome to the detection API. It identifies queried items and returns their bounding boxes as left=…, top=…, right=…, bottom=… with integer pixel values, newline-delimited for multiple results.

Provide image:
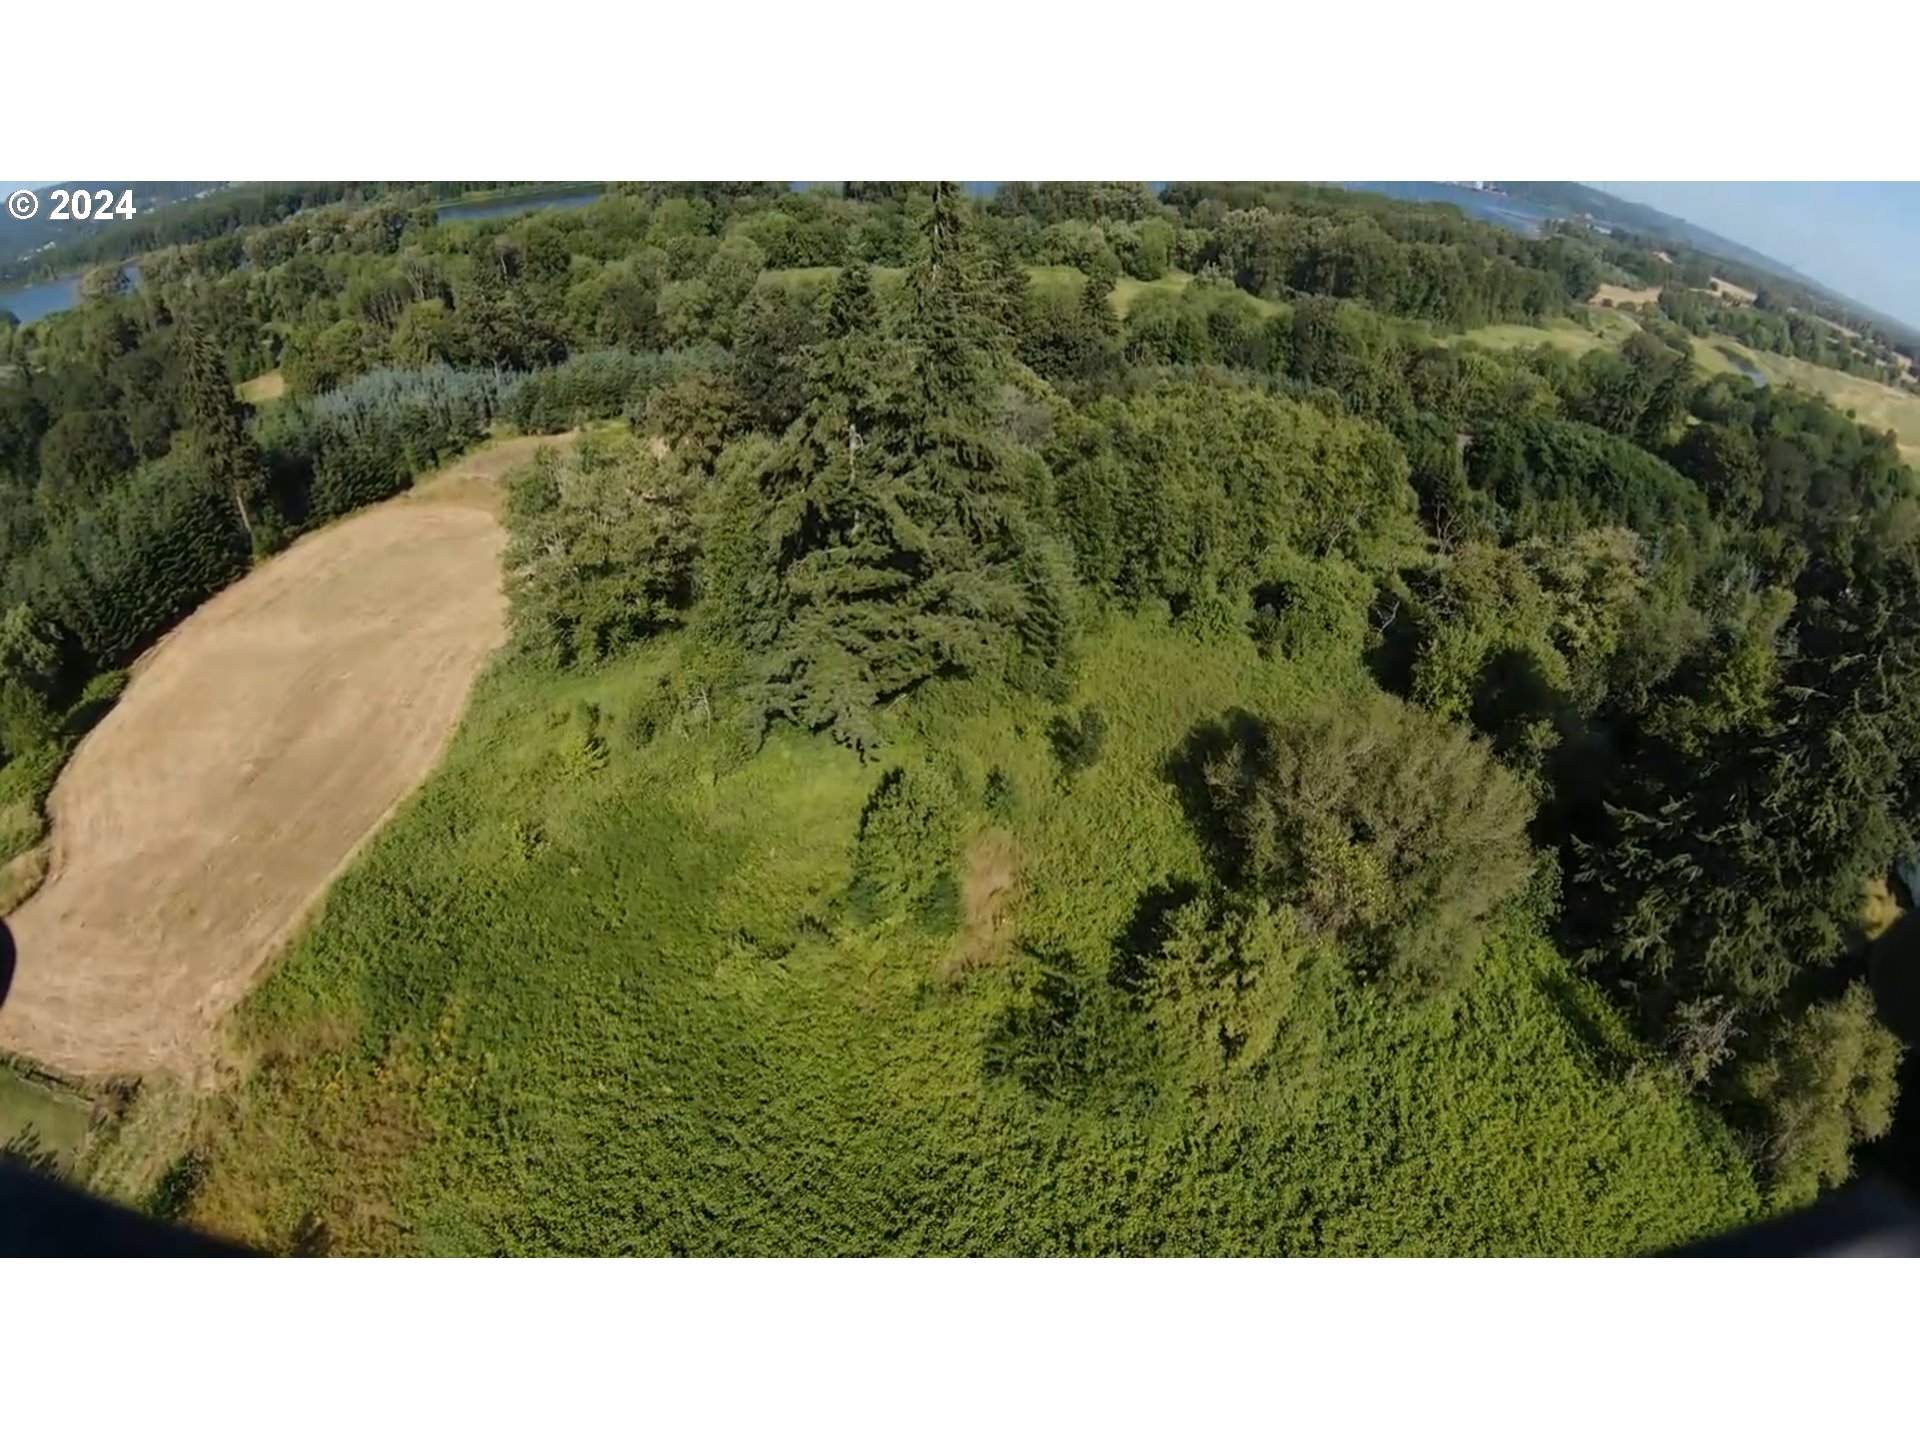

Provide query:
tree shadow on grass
left=1363, top=582, right=1422, bottom=699
left=1160, top=708, right=1270, bottom=887
left=1109, top=878, right=1200, bottom=994
left=1535, top=964, right=1635, bottom=1083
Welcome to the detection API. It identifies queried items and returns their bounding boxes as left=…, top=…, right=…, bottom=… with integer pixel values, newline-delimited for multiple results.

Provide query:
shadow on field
left=1161, top=708, right=1269, bottom=885
left=1109, top=878, right=1200, bottom=993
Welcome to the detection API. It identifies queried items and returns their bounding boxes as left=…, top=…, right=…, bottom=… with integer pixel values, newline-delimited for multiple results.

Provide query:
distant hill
left=1496, top=182, right=1809, bottom=276
left=1, top=182, right=227, bottom=265
left=1497, top=181, right=1920, bottom=346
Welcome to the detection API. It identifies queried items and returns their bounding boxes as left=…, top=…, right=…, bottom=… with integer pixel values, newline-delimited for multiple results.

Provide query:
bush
left=848, top=765, right=960, bottom=929
left=638, top=368, right=751, bottom=471
left=1199, top=694, right=1535, bottom=996
left=1048, top=705, right=1108, bottom=778
left=501, top=431, right=699, bottom=667
left=1144, top=892, right=1332, bottom=1109
left=1248, top=551, right=1372, bottom=664
left=983, top=765, right=1022, bottom=822
left=1735, top=983, right=1902, bottom=1208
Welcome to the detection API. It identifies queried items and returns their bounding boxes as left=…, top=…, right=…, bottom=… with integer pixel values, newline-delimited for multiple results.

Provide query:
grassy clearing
left=0, top=1064, right=90, bottom=1160
left=1023, top=266, right=1238, bottom=319
left=237, top=369, right=287, bottom=406
left=1457, top=308, right=1639, bottom=356
left=766, top=265, right=1276, bottom=321
left=1692, top=333, right=1920, bottom=456
left=164, top=612, right=1758, bottom=1256
left=1592, top=283, right=1660, bottom=307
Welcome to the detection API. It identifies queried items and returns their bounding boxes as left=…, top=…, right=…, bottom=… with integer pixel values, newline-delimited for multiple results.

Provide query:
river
left=0, top=262, right=144, bottom=325
left=1, top=185, right=610, bottom=323
left=434, top=188, right=604, bottom=224
left=1334, top=181, right=1565, bottom=238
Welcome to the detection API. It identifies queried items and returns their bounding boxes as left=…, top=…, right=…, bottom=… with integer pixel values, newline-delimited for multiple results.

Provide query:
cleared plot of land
left=236, top=370, right=287, bottom=406
left=0, top=453, right=518, bottom=1081
left=1709, top=276, right=1758, bottom=305
left=1591, top=282, right=1660, bottom=307
left=1458, top=308, right=1640, bottom=356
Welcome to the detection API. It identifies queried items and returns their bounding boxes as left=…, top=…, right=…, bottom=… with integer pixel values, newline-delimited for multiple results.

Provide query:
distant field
left=1592, top=283, right=1660, bottom=308
left=1693, top=333, right=1920, bottom=457
left=1709, top=276, right=1758, bottom=305
left=237, top=370, right=286, bottom=405
left=1689, top=337, right=1748, bottom=379
left=1457, top=308, right=1639, bottom=356
left=765, top=264, right=1278, bottom=319
left=1026, top=265, right=1238, bottom=318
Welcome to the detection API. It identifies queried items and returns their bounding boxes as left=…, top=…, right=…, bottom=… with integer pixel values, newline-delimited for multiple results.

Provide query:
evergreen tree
left=1572, top=544, right=1920, bottom=1036
left=730, top=186, right=1071, bottom=755
left=1075, top=266, right=1122, bottom=388
left=180, top=317, right=272, bottom=552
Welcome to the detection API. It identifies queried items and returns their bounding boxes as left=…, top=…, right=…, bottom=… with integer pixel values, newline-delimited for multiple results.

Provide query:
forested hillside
left=3, top=180, right=1912, bottom=1253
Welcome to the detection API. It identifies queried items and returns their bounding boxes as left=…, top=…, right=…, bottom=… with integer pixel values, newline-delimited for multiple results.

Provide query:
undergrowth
left=170, top=616, right=1759, bottom=1255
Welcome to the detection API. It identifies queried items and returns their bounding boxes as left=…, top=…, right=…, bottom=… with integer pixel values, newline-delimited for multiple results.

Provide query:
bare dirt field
left=0, top=463, right=518, bottom=1081
left=1592, top=282, right=1660, bottom=308
left=1709, top=276, right=1758, bottom=305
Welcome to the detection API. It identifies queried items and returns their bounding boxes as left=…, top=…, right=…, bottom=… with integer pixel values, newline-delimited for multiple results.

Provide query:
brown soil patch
left=1592, top=282, right=1661, bottom=307
left=0, top=483, right=509, bottom=1082
left=945, top=828, right=1020, bottom=977
left=236, top=370, right=287, bottom=406
left=1709, top=276, right=1758, bottom=305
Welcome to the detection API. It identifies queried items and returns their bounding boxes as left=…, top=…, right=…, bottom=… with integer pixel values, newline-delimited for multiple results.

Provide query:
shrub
left=848, top=765, right=960, bottom=929
left=1735, top=983, right=1902, bottom=1208
left=1247, top=551, right=1372, bottom=664
left=1048, top=705, right=1108, bottom=778
left=1145, top=892, right=1332, bottom=1106
left=638, top=368, right=751, bottom=471
left=1200, top=694, right=1535, bottom=996
left=501, top=432, right=699, bottom=667
left=983, top=765, right=1022, bottom=822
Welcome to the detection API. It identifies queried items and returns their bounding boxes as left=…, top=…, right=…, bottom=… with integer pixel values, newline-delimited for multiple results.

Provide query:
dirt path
left=0, top=451, right=534, bottom=1080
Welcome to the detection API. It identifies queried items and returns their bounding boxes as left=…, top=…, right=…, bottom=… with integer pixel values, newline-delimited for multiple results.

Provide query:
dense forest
left=2, top=179, right=1913, bottom=1252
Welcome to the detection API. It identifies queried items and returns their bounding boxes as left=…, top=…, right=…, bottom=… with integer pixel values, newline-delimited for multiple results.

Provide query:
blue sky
left=1597, top=182, right=1920, bottom=328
